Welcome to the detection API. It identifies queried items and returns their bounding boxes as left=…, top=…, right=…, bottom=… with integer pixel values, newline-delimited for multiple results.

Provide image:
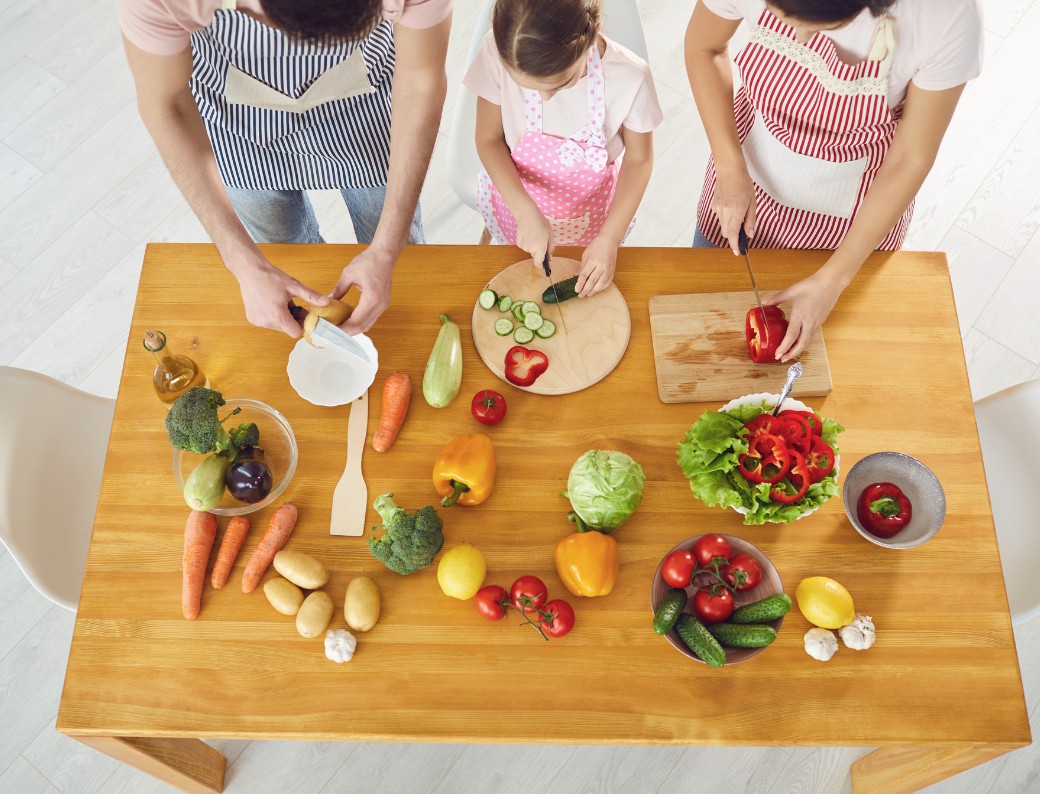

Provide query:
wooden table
left=57, top=244, right=1030, bottom=794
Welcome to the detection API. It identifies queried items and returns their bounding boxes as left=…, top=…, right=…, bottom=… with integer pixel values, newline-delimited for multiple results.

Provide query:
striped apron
left=697, top=10, right=910, bottom=250
left=190, top=0, right=394, bottom=191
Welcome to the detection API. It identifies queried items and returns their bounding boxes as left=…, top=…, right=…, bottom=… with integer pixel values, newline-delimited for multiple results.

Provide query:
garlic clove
left=838, top=614, right=876, bottom=651
left=804, top=627, right=839, bottom=661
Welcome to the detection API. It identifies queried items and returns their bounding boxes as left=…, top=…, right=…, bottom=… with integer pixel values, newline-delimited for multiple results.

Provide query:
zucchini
left=521, top=301, right=541, bottom=316
left=535, top=319, right=556, bottom=339
left=730, top=594, right=792, bottom=624
left=422, top=314, right=462, bottom=408
left=706, top=622, right=777, bottom=649
left=478, top=289, right=498, bottom=310
left=494, top=318, right=514, bottom=336
left=497, top=295, right=513, bottom=312
left=653, top=588, right=687, bottom=635
left=523, top=312, right=544, bottom=331
left=513, top=326, right=535, bottom=344
left=542, top=276, right=579, bottom=304
left=675, top=614, right=726, bottom=668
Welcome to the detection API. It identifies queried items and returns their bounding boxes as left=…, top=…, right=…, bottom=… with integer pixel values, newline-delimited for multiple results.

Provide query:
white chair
left=0, top=367, right=115, bottom=611
left=445, top=0, right=650, bottom=232
left=974, top=378, right=1040, bottom=626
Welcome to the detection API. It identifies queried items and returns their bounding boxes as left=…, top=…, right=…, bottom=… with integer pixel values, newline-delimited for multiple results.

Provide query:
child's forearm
left=476, top=135, right=541, bottom=221
left=597, top=131, right=653, bottom=245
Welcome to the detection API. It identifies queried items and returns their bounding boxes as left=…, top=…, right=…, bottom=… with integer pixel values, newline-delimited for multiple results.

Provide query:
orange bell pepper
left=432, top=434, right=496, bottom=506
left=555, top=513, right=619, bottom=597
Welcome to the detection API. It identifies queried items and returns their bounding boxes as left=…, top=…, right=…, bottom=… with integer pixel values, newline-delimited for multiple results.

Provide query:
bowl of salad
left=676, top=393, right=843, bottom=525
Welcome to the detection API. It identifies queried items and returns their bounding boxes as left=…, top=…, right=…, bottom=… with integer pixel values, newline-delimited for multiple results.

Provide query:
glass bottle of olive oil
left=143, top=330, right=209, bottom=408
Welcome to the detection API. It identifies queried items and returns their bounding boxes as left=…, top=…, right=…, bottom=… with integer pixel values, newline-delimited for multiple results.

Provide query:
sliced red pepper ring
left=743, top=413, right=788, bottom=439
left=776, top=415, right=812, bottom=457
left=503, top=345, right=549, bottom=387
left=806, top=436, right=835, bottom=483
left=779, top=409, right=822, bottom=437
left=770, top=450, right=810, bottom=504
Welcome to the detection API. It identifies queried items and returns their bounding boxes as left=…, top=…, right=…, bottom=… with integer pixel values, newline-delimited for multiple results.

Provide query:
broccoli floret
left=368, top=493, right=444, bottom=575
left=229, top=422, right=260, bottom=450
left=164, top=387, right=240, bottom=455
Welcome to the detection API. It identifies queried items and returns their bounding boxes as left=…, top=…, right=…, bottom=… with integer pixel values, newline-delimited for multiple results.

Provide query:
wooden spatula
left=330, top=389, right=368, bottom=536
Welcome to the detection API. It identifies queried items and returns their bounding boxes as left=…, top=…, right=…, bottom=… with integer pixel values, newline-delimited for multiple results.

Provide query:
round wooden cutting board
left=471, top=257, right=631, bottom=395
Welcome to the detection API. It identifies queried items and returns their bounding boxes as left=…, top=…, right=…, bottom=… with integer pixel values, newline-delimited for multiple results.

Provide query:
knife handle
left=542, top=253, right=551, bottom=278
left=738, top=226, right=750, bottom=256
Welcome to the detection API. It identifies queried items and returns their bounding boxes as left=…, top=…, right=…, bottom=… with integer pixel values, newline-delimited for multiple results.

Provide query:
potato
left=296, top=591, right=334, bottom=639
left=302, top=298, right=352, bottom=346
left=273, top=549, right=329, bottom=590
left=344, top=576, right=380, bottom=632
left=263, top=577, right=304, bottom=616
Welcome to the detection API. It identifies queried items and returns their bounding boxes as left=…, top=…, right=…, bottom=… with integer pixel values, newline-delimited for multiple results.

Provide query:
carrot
left=182, top=510, right=217, bottom=620
left=372, top=372, right=412, bottom=452
left=210, top=515, right=250, bottom=590
left=241, top=503, right=298, bottom=593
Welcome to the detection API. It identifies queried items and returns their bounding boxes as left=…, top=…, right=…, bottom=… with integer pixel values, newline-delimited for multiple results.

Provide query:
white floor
left=1, top=0, right=1038, bottom=792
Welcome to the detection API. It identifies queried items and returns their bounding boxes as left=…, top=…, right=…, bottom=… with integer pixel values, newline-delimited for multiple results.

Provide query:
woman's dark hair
left=493, top=0, right=601, bottom=79
left=769, top=0, right=896, bottom=23
left=262, top=0, right=384, bottom=44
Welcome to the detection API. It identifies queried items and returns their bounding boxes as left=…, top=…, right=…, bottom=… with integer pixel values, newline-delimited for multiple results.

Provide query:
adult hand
left=765, top=268, right=844, bottom=361
left=515, top=206, right=554, bottom=270
left=235, top=256, right=330, bottom=338
left=711, top=168, right=756, bottom=255
left=576, top=235, right=618, bottom=297
left=332, top=245, right=398, bottom=334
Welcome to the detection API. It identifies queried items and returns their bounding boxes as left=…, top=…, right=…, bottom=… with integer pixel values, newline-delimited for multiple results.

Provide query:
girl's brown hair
left=493, top=0, right=601, bottom=79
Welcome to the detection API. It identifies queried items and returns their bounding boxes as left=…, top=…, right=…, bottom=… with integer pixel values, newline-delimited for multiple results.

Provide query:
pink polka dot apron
left=477, top=44, right=626, bottom=246
left=697, top=10, right=910, bottom=250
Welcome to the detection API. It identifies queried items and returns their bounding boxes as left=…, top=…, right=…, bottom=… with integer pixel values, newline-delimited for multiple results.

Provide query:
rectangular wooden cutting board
left=649, top=290, right=832, bottom=403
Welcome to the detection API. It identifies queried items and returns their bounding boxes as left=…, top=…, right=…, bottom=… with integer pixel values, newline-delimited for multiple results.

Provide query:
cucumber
left=497, top=295, right=513, bottom=312
left=521, top=301, right=541, bottom=316
left=523, top=312, right=544, bottom=331
left=535, top=319, right=556, bottom=339
left=706, top=622, right=777, bottom=649
left=542, top=276, right=579, bottom=304
left=511, top=303, right=526, bottom=322
left=675, top=614, right=726, bottom=668
left=729, top=593, right=792, bottom=624
left=478, top=289, right=498, bottom=310
left=494, top=318, right=514, bottom=336
left=513, top=326, right=535, bottom=344
left=653, top=588, right=687, bottom=635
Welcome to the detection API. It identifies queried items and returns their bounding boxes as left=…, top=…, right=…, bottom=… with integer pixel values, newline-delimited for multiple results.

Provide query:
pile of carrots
left=182, top=503, right=298, bottom=620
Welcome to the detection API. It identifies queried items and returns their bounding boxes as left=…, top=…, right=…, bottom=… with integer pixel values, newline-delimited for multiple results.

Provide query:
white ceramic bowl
left=286, top=333, right=378, bottom=407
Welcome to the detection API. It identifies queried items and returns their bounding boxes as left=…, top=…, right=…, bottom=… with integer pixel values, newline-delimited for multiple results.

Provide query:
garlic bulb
left=804, top=628, right=839, bottom=661
left=324, top=629, right=357, bottom=663
left=839, top=615, right=876, bottom=651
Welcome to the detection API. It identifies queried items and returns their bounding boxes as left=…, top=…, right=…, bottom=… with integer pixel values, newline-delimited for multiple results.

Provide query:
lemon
left=437, top=543, right=487, bottom=600
left=796, top=577, right=856, bottom=629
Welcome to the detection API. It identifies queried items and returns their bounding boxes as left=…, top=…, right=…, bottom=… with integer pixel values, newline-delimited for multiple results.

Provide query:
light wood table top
left=57, top=244, right=1030, bottom=793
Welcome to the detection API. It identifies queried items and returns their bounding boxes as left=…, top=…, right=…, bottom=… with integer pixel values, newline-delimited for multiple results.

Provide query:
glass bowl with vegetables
left=842, top=451, right=946, bottom=549
left=170, top=393, right=297, bottom=516
left=676, top=392, right=843, bottom=525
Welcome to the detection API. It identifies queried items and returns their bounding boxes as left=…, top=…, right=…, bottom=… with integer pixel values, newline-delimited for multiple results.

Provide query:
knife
left=542, top=253, right=568, bottom=334
left=738, top=226, right=769, bottom=345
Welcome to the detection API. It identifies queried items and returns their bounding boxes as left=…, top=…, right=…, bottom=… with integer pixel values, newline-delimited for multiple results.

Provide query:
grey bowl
left=842, top=452, right=946, bottom=549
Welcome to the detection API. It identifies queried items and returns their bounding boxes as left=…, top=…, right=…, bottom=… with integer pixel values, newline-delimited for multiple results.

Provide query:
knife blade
left=738, top=226, right=769, bottom=346
left=542, top=253, right=568, bottom=334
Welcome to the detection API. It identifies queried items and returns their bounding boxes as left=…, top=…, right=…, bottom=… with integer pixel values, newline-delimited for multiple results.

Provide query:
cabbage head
left=566, top=450, right=646, bottom=532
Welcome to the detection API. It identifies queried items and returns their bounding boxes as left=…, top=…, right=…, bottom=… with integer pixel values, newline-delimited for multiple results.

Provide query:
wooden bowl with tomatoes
left=651, top=534, right=785, bottom=666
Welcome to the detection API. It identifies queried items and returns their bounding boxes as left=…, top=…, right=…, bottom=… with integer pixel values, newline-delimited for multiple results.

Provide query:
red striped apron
left=697, top=9, right=911, bottom=250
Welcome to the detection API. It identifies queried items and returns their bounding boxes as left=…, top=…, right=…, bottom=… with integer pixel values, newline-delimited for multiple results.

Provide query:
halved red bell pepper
left=504, top=345, right=549, bottom=387
left=857, top=482, right=912, bottom=538
left=746, top=306, right=789, bottom=364
left=780, top=409, right=822, bottom=437
left=770, top=450, right=810, bottom=504
left=738, top=433, right=791, bottom=485
left=806, top=436, right=835, bottom=483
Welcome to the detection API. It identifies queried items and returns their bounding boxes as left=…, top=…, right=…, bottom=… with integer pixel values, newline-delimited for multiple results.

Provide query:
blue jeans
left=692, top=224, right=717, bottom=248
left=225, top=185, right=425, bottom=245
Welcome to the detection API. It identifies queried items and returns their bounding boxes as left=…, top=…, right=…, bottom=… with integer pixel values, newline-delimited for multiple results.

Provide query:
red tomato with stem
left=474, top=585, right=509, bottom=621
left=510, top=575, right=548, bottom=615
left=694, top=587, right=735, bottom=624
left=723, top=553, right=763, bottom=592
left=471, top=390, right=507, bottom=425
left=661, top=549, right=696, bottom=588
left=692, top=534, right=732, bottom=567
left=540, top=599, right=575, bottom=638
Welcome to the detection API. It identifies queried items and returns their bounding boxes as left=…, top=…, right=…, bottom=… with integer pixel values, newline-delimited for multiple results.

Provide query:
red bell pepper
left=738, top=433, right=792, bottom=485
left=779, top=409, right=822, bottom=437
left=857, top=482, right=912, bottom=538
left=745, top=306, right=789, bottom=364
left=770, top=450, right=810, bottom=504
left=743, top=413, right=787, bottom=439
left=776, top=414, right=812, bottom=457
left=805, top=436, right=835, bottom=483
left=504, top=345, right=549, bottom=387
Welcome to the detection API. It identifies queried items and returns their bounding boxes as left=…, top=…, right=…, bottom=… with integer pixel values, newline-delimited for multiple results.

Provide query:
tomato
left=692, top=534, right=732, bottom=567
left=723, top=553, right=763, bottom=592
left=694, top=587, right=734, bottom=624
left=475, top=585, right=509, bottom=621
left=540, top=599, right=575, bottom=638
left=510, top=575, right=548, bottom=615
left=661, top=549, right=696, bottom=588
left=806, top=436, right=835, bottom=483
left=471, top=389, right=507, bottom=425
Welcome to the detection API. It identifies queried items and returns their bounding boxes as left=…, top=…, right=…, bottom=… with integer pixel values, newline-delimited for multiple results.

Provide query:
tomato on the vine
left=661, top=549, right=695, bottom=588
left=474, top=585, right=509, bottom=621
left=471, top=389, right=507, bottom=425
left=692, top=534, right=732, bottom=567
left=694, top=587, right=735, bottom=623
left=723, top=553, right=762, bottom=592
left=510, top=575, right=548, bottom=615
left=540, top=599, right=575, bottom=638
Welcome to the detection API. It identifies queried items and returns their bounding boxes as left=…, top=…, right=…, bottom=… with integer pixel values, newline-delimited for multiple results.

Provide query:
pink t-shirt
left=118, top=0, right=452, bottom=56
left=702, top=0, right=983, bottom=108
left=463, top=32, right=663, bottom=163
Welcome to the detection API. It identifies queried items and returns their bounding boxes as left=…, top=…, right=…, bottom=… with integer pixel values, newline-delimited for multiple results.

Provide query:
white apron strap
left=522, top=88, right=543, bottom=133
left=220, top=0, right=236, bottom=10
left=868, top=15, right=896, bottom=81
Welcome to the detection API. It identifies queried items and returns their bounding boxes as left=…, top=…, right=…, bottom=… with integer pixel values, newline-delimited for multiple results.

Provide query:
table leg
left=850, top=744, right=1017, bottom=793
left=72, top=736, right=226, bottom=794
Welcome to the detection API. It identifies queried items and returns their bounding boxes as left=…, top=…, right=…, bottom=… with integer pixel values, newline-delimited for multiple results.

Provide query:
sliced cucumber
left=513, top=326, right=535, bottom=344
left=523, top=312, right=544, bottom=331
left=521, top=301, right=541, bottom=316
left=497, top=295, right=513, bottom=312
left=511, top=303, right=526, bottom=322
left=535, top=319, right=556, bottom=338
left=494, top=318, right=514, bottom=336
left=478, top=289, right=498, bottom=310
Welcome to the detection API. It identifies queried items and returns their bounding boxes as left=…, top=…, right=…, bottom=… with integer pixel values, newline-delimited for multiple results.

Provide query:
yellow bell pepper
left=555, top=514, right=619, bottom=597
left=432, top=434, right=496, bottom=506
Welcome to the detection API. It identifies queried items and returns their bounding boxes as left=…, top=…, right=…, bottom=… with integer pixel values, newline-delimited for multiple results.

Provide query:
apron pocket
left=547, top=212, right=591, bottom=245
left=225, top=49, right=375, bottom=114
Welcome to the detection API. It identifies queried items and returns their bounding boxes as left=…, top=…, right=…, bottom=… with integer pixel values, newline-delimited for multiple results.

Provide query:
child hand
left=516, top=207, right=554, bottom=269
left=576, top=236, right=618, bottom=297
